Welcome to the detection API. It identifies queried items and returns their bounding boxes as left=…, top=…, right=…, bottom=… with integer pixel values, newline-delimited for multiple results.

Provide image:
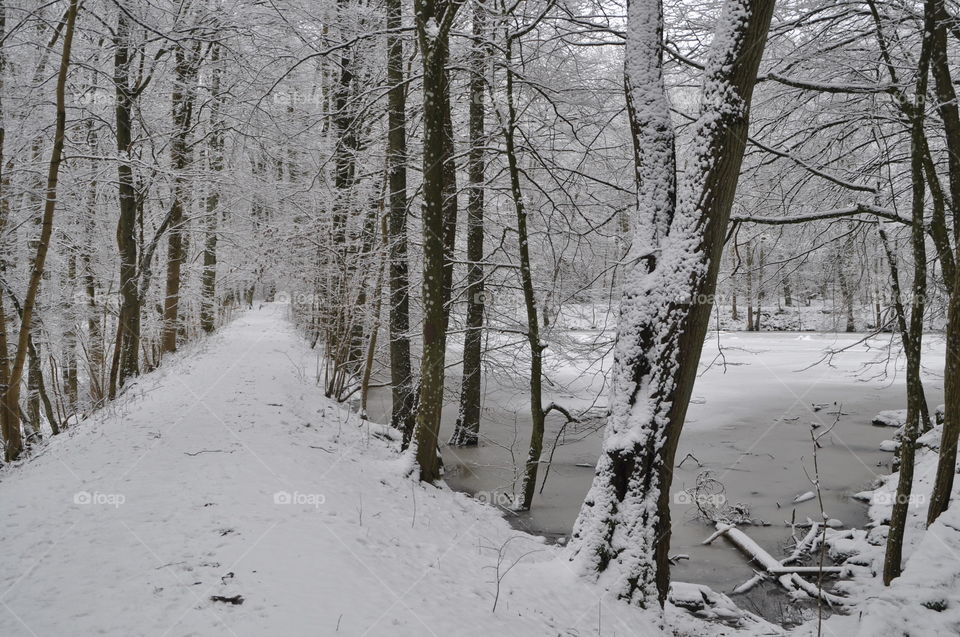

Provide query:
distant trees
left=0, top=0, right=274, bottom=460
left=2, top=0, right=78, bottom=460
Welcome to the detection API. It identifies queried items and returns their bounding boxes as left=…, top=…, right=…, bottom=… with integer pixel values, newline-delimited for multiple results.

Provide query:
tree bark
left=161, top=45, right=201, bottom=354
left=569, top=0, right=774, bottom=608
left=413, top=0, right=461, bottom=481
left=451, top=0, right=486, bottom=448
left=385, top=0, right=416, bottom=446
left=500, top=33, right=546, bottom=511
left=926, top=0, right=960, bottom=526
left=111, top=9, right=141, bottom=397
left=882, top=1, right=931, bottom=583
left=201, top=45, right=223, bottom=335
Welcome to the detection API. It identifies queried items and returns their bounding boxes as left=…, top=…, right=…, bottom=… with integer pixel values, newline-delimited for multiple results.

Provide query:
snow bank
left=793, top=415, right=960, bottom=635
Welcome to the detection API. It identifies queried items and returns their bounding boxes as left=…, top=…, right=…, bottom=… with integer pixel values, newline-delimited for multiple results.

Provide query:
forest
left=0, top=0, right=957, bottom=634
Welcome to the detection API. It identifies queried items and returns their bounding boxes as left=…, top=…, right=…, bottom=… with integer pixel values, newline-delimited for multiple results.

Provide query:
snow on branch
left=761, top=72, right=897, bottom=94
left=732, top=204, right=910, bottom=225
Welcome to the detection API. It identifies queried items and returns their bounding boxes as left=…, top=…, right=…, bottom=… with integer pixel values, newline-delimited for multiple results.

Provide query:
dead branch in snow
left=704, top=522, right=848, bottom=604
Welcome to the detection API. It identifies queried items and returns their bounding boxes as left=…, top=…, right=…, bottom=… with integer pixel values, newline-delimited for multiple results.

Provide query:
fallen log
left=768, top=566, right=844, bottom=575
left=704, top=522, right=848, bottom=604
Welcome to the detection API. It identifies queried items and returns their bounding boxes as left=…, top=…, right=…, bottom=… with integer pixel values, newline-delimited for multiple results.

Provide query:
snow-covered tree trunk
left=569, top=0, right=774, bottom=609
left=413, top=0, right=461, bottom=481
left=200, top=44, right=223, bottom=335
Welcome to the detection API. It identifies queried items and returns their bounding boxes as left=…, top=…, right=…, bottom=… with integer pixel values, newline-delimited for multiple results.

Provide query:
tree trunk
left=200, top=45, right=223, bottom=335
left=569, top=0, right=774, bottom=608
left=882, top=8, right=931, bottom=582
left=413, top=0, right=461, bottom=481
left=501, top=34, right=546, bottom=511
left=451, top=0, right=486, bottom=448
left=926, top=0, right=960, bottom=526
left=111, top=9, right=140, bottom=397
left=63, top=251, right=78, bottom=409
left=745, top=243, right=754, bottom=330
left=161, top=45, right=200, bottom=354
left=385, top=0, right=416, bottom=446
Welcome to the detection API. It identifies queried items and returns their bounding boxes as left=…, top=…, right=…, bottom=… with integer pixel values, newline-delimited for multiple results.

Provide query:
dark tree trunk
left=63, top=251, right=78, bottom=408
left=500, top=33, right=546, bottom=511
left=745, top=243, right=754, bottom=330
left=451, top=0, right=486, bottom=449
left=882, top=4, right=931, bottom=582
left=161, top=45, right=200, bottom=354
left=111, top=10, right=140, bottom=398
left=384, top=0, right=416, bottom=445
left=926, top=0, right=960, bottom=526
left=413, top=0, right=461, bottom=481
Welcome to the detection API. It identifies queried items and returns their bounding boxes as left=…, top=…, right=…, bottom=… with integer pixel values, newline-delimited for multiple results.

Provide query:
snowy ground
left=0, top=305, right=776, bottom=637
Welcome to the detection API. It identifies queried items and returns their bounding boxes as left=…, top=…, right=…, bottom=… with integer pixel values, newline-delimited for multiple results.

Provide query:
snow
left=790, top=416, right=960, bottom=636
left=872, top=409, right=908, bottom=428
left=879, top=439, right=899, bottom=452
left=0, top=307, right=954, bottom=636
left=0, top=304, right=747, bottom=636
left=424, top=17, right=440, bottom=40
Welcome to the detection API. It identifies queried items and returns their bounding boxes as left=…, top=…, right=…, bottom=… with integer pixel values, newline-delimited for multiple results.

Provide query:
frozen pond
left=363, top=330, right=946, bottom=597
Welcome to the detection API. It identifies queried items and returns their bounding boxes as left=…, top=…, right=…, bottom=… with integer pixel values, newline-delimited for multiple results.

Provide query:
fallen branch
left=704, top=522, right=848, bottom=603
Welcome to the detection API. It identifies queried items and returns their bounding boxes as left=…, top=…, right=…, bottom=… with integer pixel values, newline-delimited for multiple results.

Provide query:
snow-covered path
left=0, top=306, right=684, bottom=637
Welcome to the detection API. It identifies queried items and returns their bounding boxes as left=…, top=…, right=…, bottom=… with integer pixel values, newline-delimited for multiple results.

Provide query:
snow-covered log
left=706, top=523, right=848, bottom=603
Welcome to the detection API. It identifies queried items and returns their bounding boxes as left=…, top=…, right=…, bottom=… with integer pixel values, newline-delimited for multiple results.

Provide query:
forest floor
left=1, top=304, right=956, bottom=636
left=0, top=304, right=776, bottom=637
